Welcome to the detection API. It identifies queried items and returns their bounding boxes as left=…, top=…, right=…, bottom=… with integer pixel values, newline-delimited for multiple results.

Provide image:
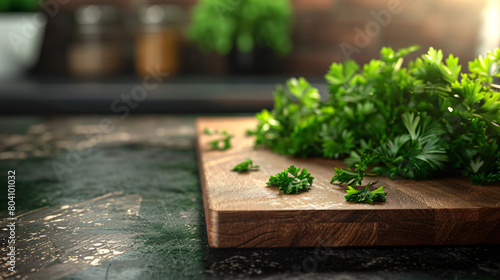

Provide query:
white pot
left=0, top=12, right=47, bottom=80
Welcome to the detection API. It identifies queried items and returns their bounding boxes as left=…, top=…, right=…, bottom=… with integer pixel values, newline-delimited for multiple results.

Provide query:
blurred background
left=0, top=0, right=499, bottom=114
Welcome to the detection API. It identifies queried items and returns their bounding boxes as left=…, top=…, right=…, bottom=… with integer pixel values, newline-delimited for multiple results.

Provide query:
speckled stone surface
left=0, top=116, right=499, bottom=280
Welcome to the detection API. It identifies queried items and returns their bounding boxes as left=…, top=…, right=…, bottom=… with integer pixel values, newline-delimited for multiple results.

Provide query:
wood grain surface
left=196, top=117, right=500, bottom=248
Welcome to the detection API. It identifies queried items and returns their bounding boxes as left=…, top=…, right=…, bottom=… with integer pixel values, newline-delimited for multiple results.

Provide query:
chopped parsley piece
left=203, top=128, right=217, bottom=135
left=266, top=165, right=314, bottom=194
left=344, top=182, right=387, bottom=204
left=231, top=158, right=259, bottom=172
left=204, top=128, right=233, bottom=151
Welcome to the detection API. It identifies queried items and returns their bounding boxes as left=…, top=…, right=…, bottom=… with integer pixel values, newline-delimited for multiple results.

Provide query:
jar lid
left=74, top=5, right=120, bottom=34
left=75, top=5, right=119, bottom=25
left=138, top=5, right=184, bottom=26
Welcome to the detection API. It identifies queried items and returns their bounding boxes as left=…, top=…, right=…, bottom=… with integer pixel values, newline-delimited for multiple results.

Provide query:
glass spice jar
left=67, top=5, right=124, bottom=78
left=135, top=5, right=184, bottom=78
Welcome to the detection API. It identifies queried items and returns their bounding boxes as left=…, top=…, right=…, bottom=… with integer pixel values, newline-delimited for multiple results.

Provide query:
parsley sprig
left=252, top=46, right=500, bottom=185
left=331, top=154, right=388, bottom=204
left=231, top=158, right=259, bottom=172
left=266, top=165, right=314, bottom=194
left=344, top=182, right=387, bottom=204
left=330, top=153, right=377, bottom=186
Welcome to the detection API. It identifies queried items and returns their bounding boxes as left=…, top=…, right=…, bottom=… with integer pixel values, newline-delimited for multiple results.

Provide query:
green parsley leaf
left=344, top=182, right=387, bottom=204
left=231, top=158, right=259, bottom=172
left=266, top=165, right=314, bottom=194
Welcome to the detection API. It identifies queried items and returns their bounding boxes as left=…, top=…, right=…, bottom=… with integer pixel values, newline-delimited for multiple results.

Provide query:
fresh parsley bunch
left=266, top=165, right=314, bottom=194
left=252, top=46, right=500, bottom=185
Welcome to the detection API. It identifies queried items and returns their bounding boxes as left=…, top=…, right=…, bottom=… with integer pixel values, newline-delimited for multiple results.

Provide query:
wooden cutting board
left=196, top=117, right=500, bottom=248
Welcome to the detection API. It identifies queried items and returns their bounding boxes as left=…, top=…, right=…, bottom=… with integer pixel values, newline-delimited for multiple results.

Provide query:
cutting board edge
left=205, top=207, right=500, bottom=248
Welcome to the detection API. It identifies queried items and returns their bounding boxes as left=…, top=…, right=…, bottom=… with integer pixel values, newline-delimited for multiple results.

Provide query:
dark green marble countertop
left=0, top=115, right=499, bottom=280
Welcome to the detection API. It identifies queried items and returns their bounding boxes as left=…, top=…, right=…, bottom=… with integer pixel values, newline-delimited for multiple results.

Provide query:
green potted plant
left=0, top=0, right=46, bottom=79
left=0, top=0, right=38, bottom=12
left=188, top=0, right=293, bottom=74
